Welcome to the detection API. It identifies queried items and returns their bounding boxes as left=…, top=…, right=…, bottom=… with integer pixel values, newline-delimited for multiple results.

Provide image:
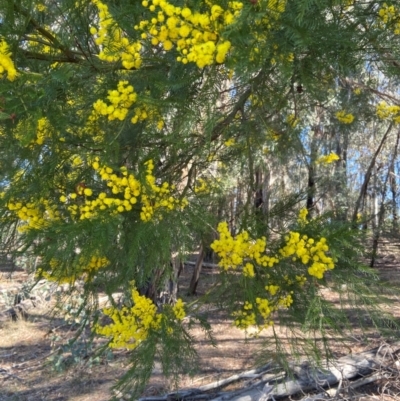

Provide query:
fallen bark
left=197, top=363, right=279, bottom=392
left=210, top=343, right=400, bottom=401
left=299, top=371, right=392, bottom=401
left=138, top=342, right=400, bottom=401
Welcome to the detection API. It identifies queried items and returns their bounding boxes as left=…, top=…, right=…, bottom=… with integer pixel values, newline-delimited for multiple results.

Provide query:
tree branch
left=20, top=50, right=83, bottom=63
left=14, top=4, right=82, bottom=63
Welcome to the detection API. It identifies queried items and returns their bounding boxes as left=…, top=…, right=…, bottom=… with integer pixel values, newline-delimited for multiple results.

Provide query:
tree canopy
left=1, top=0, right=400, bottom=397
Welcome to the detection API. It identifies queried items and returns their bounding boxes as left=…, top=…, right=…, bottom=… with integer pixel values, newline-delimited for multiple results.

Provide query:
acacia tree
left=1, top=0, right=400, bottom=397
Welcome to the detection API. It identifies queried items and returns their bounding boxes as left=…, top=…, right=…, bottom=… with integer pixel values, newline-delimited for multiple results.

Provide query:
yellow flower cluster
left=278, top=294, right=293, bottom=308
left=250, top=2, right=287, bottom=63
left=137, top=0, right=243, bottom=68
left=82, top=111, right=106, bottom=142
left=256, top=297, right=272, bottom=320
left=233, top=301, right=257, bottom=328
left=7, top=199, right=60, bottom=232
left=131, top=103, right=164, bottom=127
left=95, top=288, right=162, bottom=349
left=95, top=288, right=186, bottom=349
left=295, top=274, right=307, bottom=286
left=141, top=159, right=188, bottom=221
left=37, top=255, right=110, bottom=284
left=233, top=282, right=296, bottom=330
left=279, top=232, right=334, bottom=279
left=76, top=108, right=105, bottom=143
left=59, top=159, right=187, bottom=222
left=235, top=278, right=298, bottom=329
left=194, top=176, right=220, bottom=194
left=14, top=117, right=58, bottom=147
left=91, top=0, right=142, bottom=69
left=212, top=209, right=335, bottom=330
left=93, top=80, right=138, bottom=121
left=64, top=99, right=106, bottom=143
left=233, top=297, right=276, bottom=329
left=335, top=110, right=354, bottom=124
left=210, top=221, right=279, bottom=271
left=376, top=101, right=400, bottom=123
left=36, top=3, right=47, bottom=12
left=316, top=152, right=340, bottom=165
left=92, top=81, right=164, bottom=127
left=224, top=138, right=236, bottom=147
left=268, top=47, right=298, bottom=65
left=88, top=0, right=290, bottom=71
left=266, top=0, right=286, bottom=14
left=0, top=39, right=17, bottom=81
left=87, top=255, right=110, bottom=271
left=265, top=128, right=280, bottom=141
left=24, top=33, right=58, bottom=57
left=36, top=117, right=52, bottom=145
left=194, top=178, right=209, bottom=194
left=266, top=284, right=280, bottom=296
left=233, top=291, right=295, bottom=329
left=298, top=207, right=308, bottom=223
left=286, top=114, right=299, bottom=128
left=378, top=3, right=400, bottom=35
left=243, top=262, right=255, bottom=277
left=7, top=159, right=187, bottom=227
left=172, top=298, right=186, bottom=320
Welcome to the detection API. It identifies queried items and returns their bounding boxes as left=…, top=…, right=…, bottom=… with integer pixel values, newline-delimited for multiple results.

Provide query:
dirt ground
left=1, top=259, right=400, bottom=401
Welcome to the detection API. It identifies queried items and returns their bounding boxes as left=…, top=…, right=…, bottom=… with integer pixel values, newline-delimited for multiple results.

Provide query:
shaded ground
left=1, top=250, right=400, bottom=401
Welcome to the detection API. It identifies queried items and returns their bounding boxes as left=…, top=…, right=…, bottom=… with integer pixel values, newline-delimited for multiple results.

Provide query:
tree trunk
left=352, top=123, right=393, bottom=224
left=188, top=245, right=205, bottom=295
left=139, top=268, right=164, bottom=303
left=254, top=168, right=263, bottom=209
left=371, top=166, right=378, bottom=232
left=262, top=167, right=270, bottom=217
left=370, top=169, right=389, bottom=267
left=307, top=129, right=319, bottom=215
left=163, top=252, right=181, bottom=304
left=333, top=128, right=349, bottom=220
left=389, top=129, right=400, bottom=234
left=139, top=253, right=182, bottom=305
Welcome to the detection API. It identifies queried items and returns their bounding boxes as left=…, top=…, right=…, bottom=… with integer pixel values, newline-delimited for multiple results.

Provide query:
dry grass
left=0, top=308, right=126, bottom=400
left=1, top=261, right=400, bottom=401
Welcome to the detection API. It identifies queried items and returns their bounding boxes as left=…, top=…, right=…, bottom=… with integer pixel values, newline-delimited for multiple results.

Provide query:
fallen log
left=209, top=342, right=400, bottom=401
left=184, top=261, right=219, bottom=269
left=197, top=363, right=280, bottom=392
left=137, top=342, right=400, bottom=401
left=299, top=370, right=392, bottom=401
